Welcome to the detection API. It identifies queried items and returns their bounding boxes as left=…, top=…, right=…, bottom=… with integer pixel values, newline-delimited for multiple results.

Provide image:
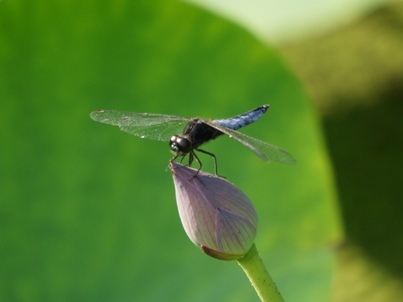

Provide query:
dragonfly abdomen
left=211, top=105, right=269, bottom=130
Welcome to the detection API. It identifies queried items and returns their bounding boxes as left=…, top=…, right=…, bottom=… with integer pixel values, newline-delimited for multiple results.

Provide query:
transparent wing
left=90, top=110, right=190, bottom=142
left=207, top=121, right=296, bottom=165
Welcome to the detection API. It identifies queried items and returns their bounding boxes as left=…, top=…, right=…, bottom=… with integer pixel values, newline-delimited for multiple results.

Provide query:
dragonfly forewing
left=90, top=110, right=189, bottom=142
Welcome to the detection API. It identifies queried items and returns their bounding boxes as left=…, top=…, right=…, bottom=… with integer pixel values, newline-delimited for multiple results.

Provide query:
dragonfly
left=90, top=105, right=296, bottom=175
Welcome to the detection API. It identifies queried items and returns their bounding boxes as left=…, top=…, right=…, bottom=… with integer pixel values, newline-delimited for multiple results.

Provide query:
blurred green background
left=1, top=0, right=401, bottom=301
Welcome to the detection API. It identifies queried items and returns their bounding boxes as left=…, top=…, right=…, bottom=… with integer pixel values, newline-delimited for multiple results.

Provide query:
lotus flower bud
left=170, top=162, right=258, bottom=260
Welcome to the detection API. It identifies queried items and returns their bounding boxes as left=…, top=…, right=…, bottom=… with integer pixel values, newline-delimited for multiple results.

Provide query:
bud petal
left=171, top=162, right=258, bottom=260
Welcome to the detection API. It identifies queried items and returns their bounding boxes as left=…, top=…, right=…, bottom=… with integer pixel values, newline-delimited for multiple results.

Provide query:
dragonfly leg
left=174, top=154, right=190, bottom=166
left=196, top=148, right=218, bottom=175
left=174, top=153, right=201, bottom=177
left=178, top=155, right=186, bottom=164
left=187, top=152, right=194, bottom=167
left=189, top=151, right=202, bottom=176
left=172, top=150, right=219, bottom=177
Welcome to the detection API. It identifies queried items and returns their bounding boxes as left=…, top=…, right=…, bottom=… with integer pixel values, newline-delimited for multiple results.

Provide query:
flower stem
left=237, top=244, right=284, bottom=302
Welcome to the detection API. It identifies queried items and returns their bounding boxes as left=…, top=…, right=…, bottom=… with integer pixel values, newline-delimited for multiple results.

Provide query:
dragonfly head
left=170, top=135, right=193, bottom=156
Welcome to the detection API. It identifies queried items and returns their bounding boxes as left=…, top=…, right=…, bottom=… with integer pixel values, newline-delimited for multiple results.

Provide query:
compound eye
left=170, top=135, right=192, bottom=155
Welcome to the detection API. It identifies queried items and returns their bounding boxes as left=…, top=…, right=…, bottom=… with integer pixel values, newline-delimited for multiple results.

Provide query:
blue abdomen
left=212, top=105, right=268, bottom=130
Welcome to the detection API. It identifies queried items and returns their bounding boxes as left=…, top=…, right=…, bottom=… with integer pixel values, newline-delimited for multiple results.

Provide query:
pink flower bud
left=170, top=162, right=258, bottom=260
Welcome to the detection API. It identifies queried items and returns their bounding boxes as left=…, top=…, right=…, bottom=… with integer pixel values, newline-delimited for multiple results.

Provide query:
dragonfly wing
left=90, top=110, right=189, bottom=142
left=205, top=122, right=296, bottom=165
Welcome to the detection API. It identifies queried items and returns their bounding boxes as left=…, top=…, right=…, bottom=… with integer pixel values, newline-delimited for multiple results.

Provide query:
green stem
left=237, top=244, right=284, bottom=302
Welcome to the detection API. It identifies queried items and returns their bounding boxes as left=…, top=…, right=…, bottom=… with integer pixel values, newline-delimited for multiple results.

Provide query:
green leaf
left=0, top=1, right=341, bottom=301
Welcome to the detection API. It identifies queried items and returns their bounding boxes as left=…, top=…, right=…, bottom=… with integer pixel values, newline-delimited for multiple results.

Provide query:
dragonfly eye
left=170, top=135, right=192, bottom=155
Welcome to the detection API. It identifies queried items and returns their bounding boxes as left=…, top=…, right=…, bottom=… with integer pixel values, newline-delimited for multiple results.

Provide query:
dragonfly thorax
left=170, top=135, right=193, bottom=156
